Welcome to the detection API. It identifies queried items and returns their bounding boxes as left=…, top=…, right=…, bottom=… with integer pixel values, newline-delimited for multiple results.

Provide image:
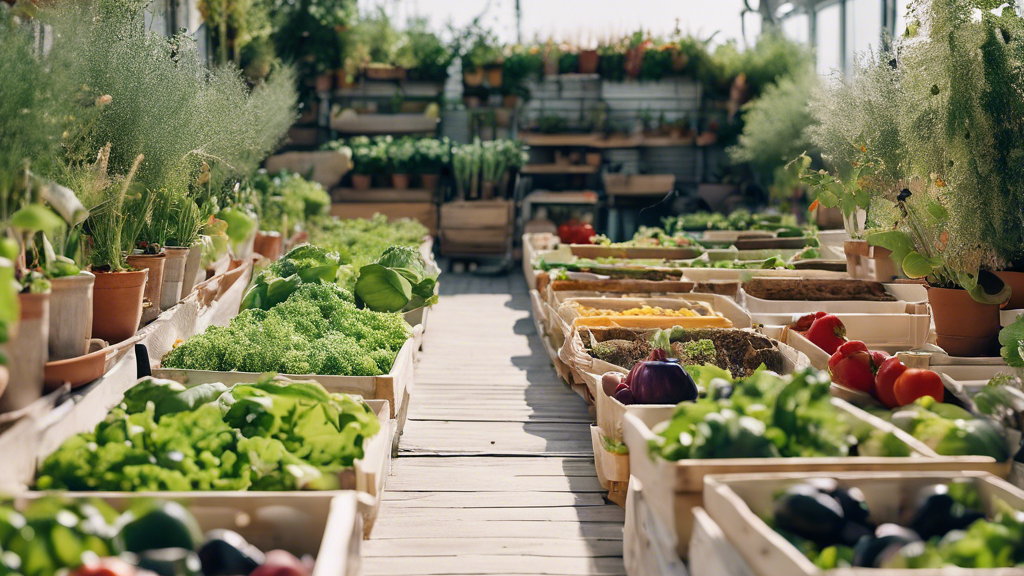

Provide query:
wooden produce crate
left=681, top=268, right=848, bottom=284
left=14, top=492, right=363, bottom=576
left=622, top=405, right=1010, bottom=558
left=759, top=305, right=932, bottom=366
left=740, top=279, right=911, bottom=316
left=702, top=471, right=1024, bottom=576
left=689, top=506, right=755, bottom=576
left=623, top=478, right=689, bottom=576
left=540, top=276, right=696, bottom=300
left=555, top=294, right=751, bottom=331
left=590, top=425, right=630, bottom=506
left=331, top=202, right=438, bottom=237
left=440, top=200, right=514, bottom=255
left=3, top=377, right=392, bottom=535
left=568, top=244, right=701, bottom=260
left=603, top=173, right=675, bottom=197
left=155, top=332, right=418, bottom=454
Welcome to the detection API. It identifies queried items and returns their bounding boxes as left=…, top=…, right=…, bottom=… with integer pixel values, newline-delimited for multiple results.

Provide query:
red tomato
left=893, top=369, right=945, bottom=406
left=828, top=340, right=876, bottom=394
left=575, top=223, right=596, bottom=244
left=874, top=356, right=908, bottom=408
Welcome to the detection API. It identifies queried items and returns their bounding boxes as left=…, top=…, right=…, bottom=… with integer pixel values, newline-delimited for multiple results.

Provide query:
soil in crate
left=743, top=278, right=897, bottom=302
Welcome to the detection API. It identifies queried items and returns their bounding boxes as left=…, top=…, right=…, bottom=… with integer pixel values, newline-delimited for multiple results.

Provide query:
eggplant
left=852, top=524, right=920, bottom=568
left=773, top=484, right=846, bottom=546
left=907, top=484, right=956, bottom=540
left=829, top=485, right=871, bottom=528
left=198, top=529, right=265, bottom=576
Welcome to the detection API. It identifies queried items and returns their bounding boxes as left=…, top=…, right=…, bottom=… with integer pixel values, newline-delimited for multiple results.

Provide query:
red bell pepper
left=804, top=314, right=847, bottom=355
left=828, top=340, right=876, bottom=394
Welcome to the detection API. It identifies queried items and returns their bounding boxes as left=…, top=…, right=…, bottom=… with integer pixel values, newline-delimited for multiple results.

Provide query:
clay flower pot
left=502, top=94, right=518, bottom=109
left=0, top=291, right=50, bottom=413
left=421, top=173, right=440, bottom=193
left=181, top=241, right=204, bottom=298
left=92, top=268, right=147, bottom=344
left=585, top=152, right=602, bottom=167
left=161, top=246, right=190, bottom=310
left=352, top=173, right=372, bottom=191
left=392, top=174, right=411, bottom=190
left=928, top=286, right=1001, bottom=357
left=44, top=342, right=107, bottom=391
left=995, top=270, right=1024, bottom=310
left=579, top=49, right=599, bottom=74
left=463, top=68, right=485, bottom=87
left=314, top=73, right=334, bottom=93
left=486, top=66, right=503, bottom=88
left=48, top=271, right=95, bottom=361
left=127, top=251, right=166, bottom=324
left=254, top=231, right=283, bottom=261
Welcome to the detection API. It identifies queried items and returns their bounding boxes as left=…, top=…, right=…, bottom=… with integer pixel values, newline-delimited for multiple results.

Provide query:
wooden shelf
left=523, top=190, right=599, bottom=205
left=332, top=188, right=434, bottom=203
left=521, top=163, right=599, bottom=175
left=518, top=132, right=703, bottom=149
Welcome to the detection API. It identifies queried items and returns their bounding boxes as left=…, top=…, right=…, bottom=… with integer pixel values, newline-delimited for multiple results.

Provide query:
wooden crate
left=14, top=492, right=362, bottom=576
left=602, top=173, right=675, bottom=196
left=623, top=477, right=688, bottom=576
left=590, top=425, right=629, bottom=507
left=554, top=294, right=751, bottom=332
left=441, top=200, right=514, bottom=228
left=622, top=403, right=1010, bottom=558
left=568, top=244, right=701, bottom=260
left=5, top=386, right=392, bottom=535
left=331, top=202, right=438, bottom=236
left=155, top=332, right=418, bottom=454
left=440, top=227, right=511, bottom=253
left=702, top=471, right=1024, bottom=576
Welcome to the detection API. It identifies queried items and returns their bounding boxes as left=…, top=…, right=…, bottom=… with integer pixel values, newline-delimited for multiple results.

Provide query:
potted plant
left=0, top=251, right=17, bottom=400
left=389, top=138, right=417, bottom=190
left=579, top=47, right=599, bottom=74
left=623, top=31, right=650, bottom=80
left=452, top=142, right=482, bottom=200
left=161, top=193, right=203, bottom=304
left=86, top=154, right=151, bottom=343
left=417, top=138, right=450, bottom=193
left=480, top=141, right=508, bottom=200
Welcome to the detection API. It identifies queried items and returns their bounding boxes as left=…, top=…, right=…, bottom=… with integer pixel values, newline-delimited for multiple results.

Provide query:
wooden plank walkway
left=363, top=274, right=625, bottom=576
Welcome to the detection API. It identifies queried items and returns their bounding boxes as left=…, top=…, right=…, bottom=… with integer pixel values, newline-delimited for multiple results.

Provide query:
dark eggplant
left=198, top=529, right=266, bottom=576
left=136, top=548, right=202, bottom=576
left=907, top=484, right=956, bottom=540
left=706, top=377, right=734, bottom=400
left=852, top=524, right=920, bottom=568
left=773, top=484, right=846, bottom=546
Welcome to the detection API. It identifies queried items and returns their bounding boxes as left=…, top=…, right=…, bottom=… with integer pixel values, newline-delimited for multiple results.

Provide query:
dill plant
left=804, top=0, right=1024, bottom=298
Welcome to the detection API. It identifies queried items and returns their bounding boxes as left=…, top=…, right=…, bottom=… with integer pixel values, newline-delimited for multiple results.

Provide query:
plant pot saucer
left=43, top=335, right=140, bottom=391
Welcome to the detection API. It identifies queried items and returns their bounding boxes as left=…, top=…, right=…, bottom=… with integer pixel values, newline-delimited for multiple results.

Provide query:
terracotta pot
left=48, top=271, right=95, bottom=361
left=181, top=241, right=204, bottom=298
left=995, top=271, right=1024, bottom=310
left=0, top=366, right=7, bottom=403
left=463, top=68, right=485, bottom=87
left=481, top=181, right=497, bottom=200
left=585, top=152, right=602, bottom=167
left=463, top=96, right=482, bottom=109
left=928, top=286, right=1001, bottom=356
left=579, top=49, right=599, bottom=74
left=421, top=173, right=440, bottom=193
left=44, top=343, right=107, bottom=391
left=392, top=174, right=411, bottom=190
left=254, top=231, right=283, bottom=261
left=486, top=67, right=503, bottom=88
left=314, top=73, right=334, bottom=93
left=0, top=292, right=49, bottom=413
left=91, top=268, right=147, bottom=344
left=625, top=46, right=646, bottom=79
left=502, top=95, right=518, bottom=109
left=127, top=251, right=166, bottom=324
left=160, top=246, right=190, bottom=310
left=336, top=70, right=356, bottom=89
left=365, top=66, right=406, bottom=80
left=352, top=173, right=372, bottom=190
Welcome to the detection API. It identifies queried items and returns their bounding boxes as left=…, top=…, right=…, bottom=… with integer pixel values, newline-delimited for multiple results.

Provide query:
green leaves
left=956, top=270, right=1011, bottom=305
left=999, top=315, right=1024, bottom=367
left=10, top=204, right=63, bottom=234
left=354, top=245, right=438, bottom=313
left=901, top=251, right=944, bottom=278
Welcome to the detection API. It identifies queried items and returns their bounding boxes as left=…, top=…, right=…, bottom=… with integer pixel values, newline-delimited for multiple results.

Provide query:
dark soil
left=583, top=326, right=784, bottom=377
left=743, top=278, right=896, bottom=302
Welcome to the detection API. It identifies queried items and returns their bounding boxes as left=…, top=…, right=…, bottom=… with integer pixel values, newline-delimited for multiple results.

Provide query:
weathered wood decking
left=363, top=274, right=626, bottom=575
